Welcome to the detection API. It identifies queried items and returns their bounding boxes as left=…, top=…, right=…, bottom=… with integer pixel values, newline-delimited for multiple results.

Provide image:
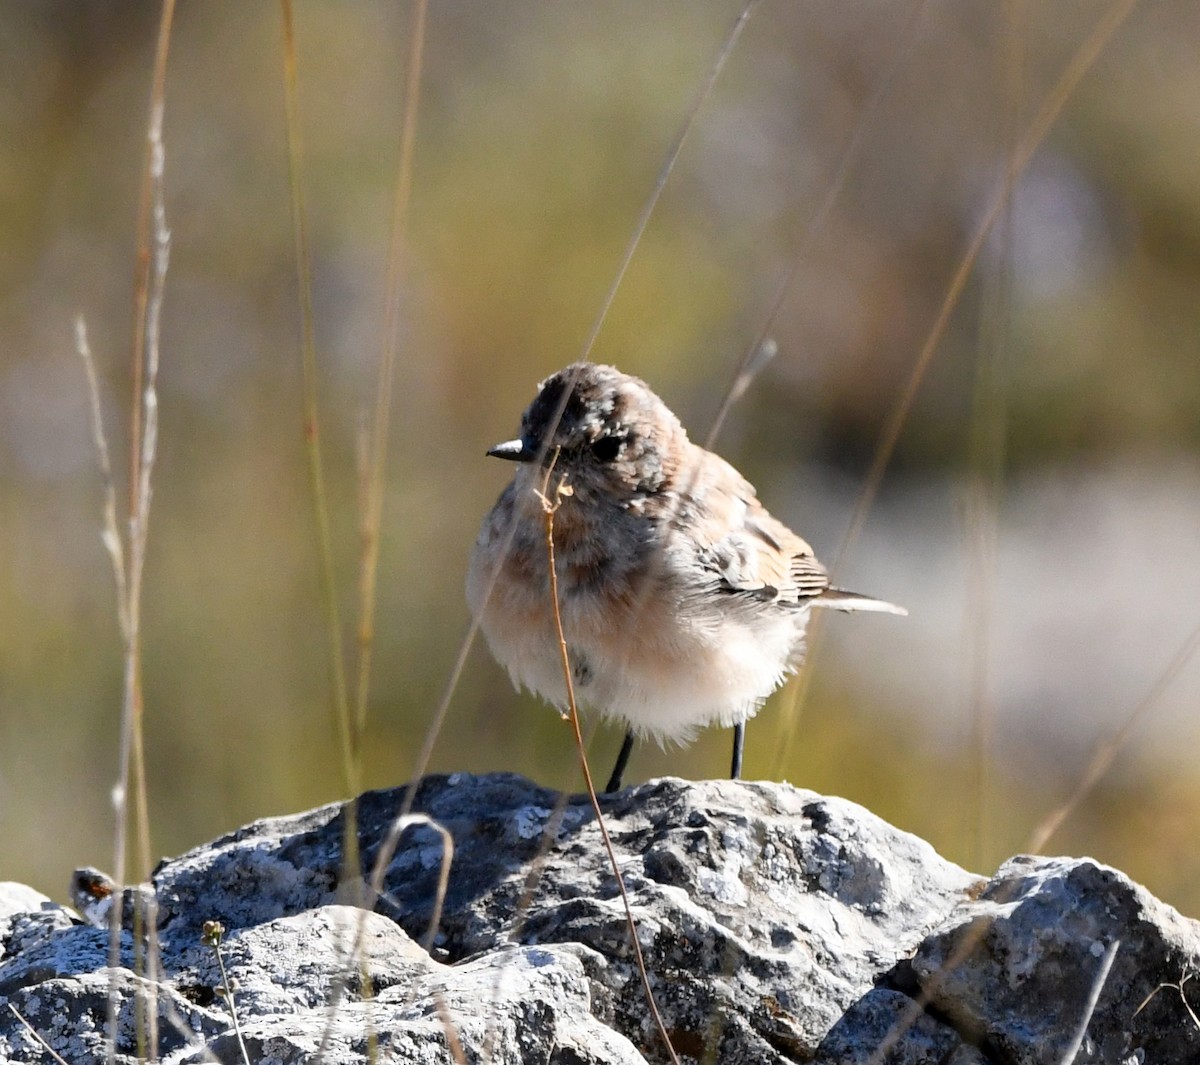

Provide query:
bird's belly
left=576, top=608, right=804, bottom=743
left=470, top=542, right=807, bottom=743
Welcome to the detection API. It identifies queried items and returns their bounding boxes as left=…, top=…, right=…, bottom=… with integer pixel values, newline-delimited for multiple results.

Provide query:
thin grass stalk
left=434, top=995, right=470, bottom=1065
left=538, top=467, right=681, bottom=1065
left=203, top=922, right=251, bottom=1065
left=1027, top=615, right=1200, bottom=854
left=354, top=0, right=428, bottom=739
left=78, top=314, right=134, bottom=1064
left=277, top=5, right=366, bottom=946
left=1134, top=970, right=1200, bottom=1030
left=571, top=0, right=758, bottom=372
left=126, top=0, right=175, bottom=531
left=858, top=6, right=1143, bottom=1059
left=748, top=0, right=929, bottom=780
left=99, top=2, right=175, bottom=1052
left=830, top=0, right=1141, bottom=584
left=328, top=814, right=455, bottom=1062
left=706, top=0, right=931, bottom=451
left=474, top=714, right=614, bottom=1063
left=126, top=93, right=171, bottom=1062
left=715, top=0, right=1145, bottom=1049
left=6, top=1005, right=72, bottom=1065
left=77, top=319, right=129, bottom=634
left=403, top=0, right=758, bottom=820
left=777, top=0, right=1141, bottom=785
left=964, top=0, right=1024, bottom=872
left=278, top=0, right=357, bottom=796
left=1059, top=939, right=1120, bottom=1065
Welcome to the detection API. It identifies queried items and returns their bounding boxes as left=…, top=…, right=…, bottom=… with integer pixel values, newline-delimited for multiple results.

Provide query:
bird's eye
left=591, top=435, right=622, bottom=463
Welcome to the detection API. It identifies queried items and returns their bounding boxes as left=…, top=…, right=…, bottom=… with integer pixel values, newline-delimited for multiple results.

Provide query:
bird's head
left=487, top=362, right=686, bottom=502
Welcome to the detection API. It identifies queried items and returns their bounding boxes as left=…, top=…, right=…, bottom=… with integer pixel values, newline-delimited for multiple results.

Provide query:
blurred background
left=2, top=1, right=1199, bottom=915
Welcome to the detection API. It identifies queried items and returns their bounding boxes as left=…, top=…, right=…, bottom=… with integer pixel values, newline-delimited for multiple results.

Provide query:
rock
left=0, top=884, right=53, bottom=923
left=910, top=855, right=1200, bottom=1064
left=0, top=774, right=1197, bottom=1063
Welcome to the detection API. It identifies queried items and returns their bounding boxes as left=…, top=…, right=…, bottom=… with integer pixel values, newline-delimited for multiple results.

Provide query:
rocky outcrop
left=2, top=774, right=1198, bottom=1063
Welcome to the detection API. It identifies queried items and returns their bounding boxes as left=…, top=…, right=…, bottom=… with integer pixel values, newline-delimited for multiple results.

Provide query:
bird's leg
left=730, top=722, right=745, bottom=779
left=605, top=730, right=636, bottom=793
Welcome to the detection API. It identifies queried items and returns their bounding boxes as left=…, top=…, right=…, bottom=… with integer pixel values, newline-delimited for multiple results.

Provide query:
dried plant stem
left=1134, top=969, right=1200, bottom=1030
left=77, top=319, right=127, bottom=628
left=78, top=316, right=135, bottom=1065
left=832, top=0, right=1139, bottom=582
left=538, top=471, right=681, bottom=1065
left=749, top=0, right=928, bottom=782
left=775, top=0, right=1140, bottom=782
left=964, top=0, right=1024, bottom=872
left=330, top=814, right=455, bottom=1061
left=863, top=907, right=993, bottom=1065
left=354, top=0, right=428, bottom=738
left=434, top=995, right=470, bottom=1065
left=278, top=2, right=367, bottom=948
left=1059, top=939, right=1119, bottom=1065
left=574, top=0, right=758, bottom=372
left=1027, top=615, right=1200, bottom=854
left=365, top=813, right=453, bottom=953
left=87, top=3, right=176, bottom=1056
left=279, top=0, right=356, bottom=796
left=6, top=1005, right=72, bottom=1065
left=203, top=922, right=251, bottom=1065
left=705, top=0, right=931, bottom=451
left=405, top=0, right=758, bottom=831
left=126, top=0, right=175, bottom=524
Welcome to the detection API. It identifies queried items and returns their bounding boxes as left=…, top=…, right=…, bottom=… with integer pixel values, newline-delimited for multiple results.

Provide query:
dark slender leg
left=605, top=730, right=635, bottom=793
left=730, top=722, right=745, bottom=780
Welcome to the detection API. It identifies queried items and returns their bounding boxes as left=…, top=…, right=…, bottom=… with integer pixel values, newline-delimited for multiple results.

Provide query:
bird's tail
left=814, top=587, right=908, bottom=616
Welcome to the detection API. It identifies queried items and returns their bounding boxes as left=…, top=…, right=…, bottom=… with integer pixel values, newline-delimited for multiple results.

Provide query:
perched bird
left=466, top=362, right=905, bottom=791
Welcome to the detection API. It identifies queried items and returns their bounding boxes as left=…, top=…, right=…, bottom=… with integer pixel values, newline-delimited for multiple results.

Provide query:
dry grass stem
left=403, top=0, right=759, bottom=824
left=539, top=469, right=681, bottom=1065
left=86, top=2, right=176, bottom=1054
left=1134, top=969, right=1200, bottom=1031
left=203, top=922, right=251, bottom=1065
left=859, top=7, right=1145, bottom=1055
left=863, top=916, right=991, bottom=1065
left=325, top=813, right=457, bottom=1062
left=705, top=0, right=931, bottom=452
left=279, top=0, right=356, bottom=795
left=76, top=318, right=129, bottom=636
left=572, top=0, right=759, bottom=372
left=126, top=0, right=175, bottom=520
left=354, top=0, right=428, bottom=740
left=754, top=0, right=930, bottom=780
left=704, top=337, right=777, bottom=451
left=1059, top=939, right=1120, bottom=1065
left=775, top=0, right=1140, bottom=782
left=434, top=993, right=470, bottom=1065
left=963, top=0, right=1024, bottom=870
left=6, top=1004, right=72, bottom=1065
left=832, top=0, right=1140, bottom=583
left=366, top=813, right=454, bottom=954
left=1027, top=614, right=1200, bottom=854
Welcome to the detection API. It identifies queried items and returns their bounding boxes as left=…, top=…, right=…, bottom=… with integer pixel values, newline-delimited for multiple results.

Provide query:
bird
left=466, top=362, right=906, bottom=792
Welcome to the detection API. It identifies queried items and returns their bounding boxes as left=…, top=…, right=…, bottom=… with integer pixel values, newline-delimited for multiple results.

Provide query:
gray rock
left=911, top=855, right=1200, bottom=1065
left=0, top=884, right=53, bottom=923
left=813, top=987, right=990, bottom=1065
left=0, top=774, right=1196, bottom=1063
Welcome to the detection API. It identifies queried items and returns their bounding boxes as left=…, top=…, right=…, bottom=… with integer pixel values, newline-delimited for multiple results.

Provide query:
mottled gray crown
left=521, top=363, right=626, bottom=454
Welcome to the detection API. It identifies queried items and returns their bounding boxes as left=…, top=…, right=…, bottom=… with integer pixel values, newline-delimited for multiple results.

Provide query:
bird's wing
left=682, top=452, right=829, bottom=606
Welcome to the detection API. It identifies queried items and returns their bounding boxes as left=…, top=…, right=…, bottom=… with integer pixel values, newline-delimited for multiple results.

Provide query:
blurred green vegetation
left=2, top=2, right=1200, bottom=919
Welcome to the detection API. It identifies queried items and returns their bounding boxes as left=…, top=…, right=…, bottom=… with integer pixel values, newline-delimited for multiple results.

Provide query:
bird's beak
left=486, top=438, right=537, bottom=463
